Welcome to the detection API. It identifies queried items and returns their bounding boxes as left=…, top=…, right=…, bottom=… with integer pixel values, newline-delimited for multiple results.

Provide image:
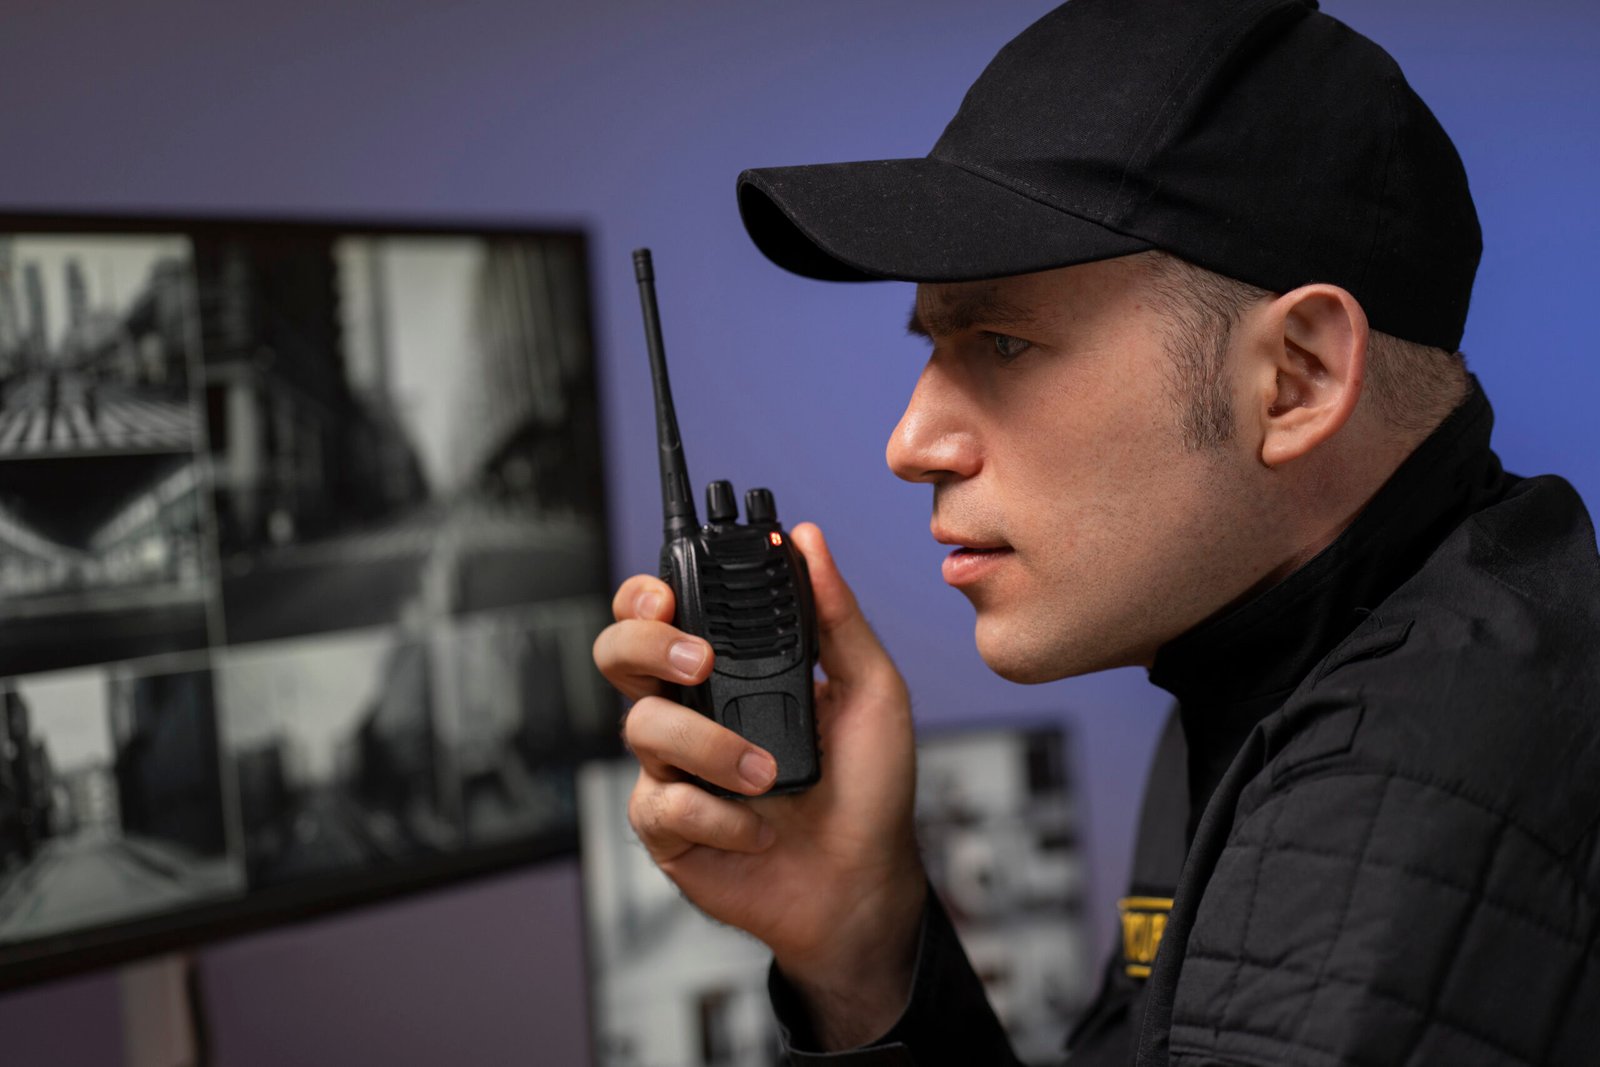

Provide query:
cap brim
left=738, top=158, right=1150, bottom=283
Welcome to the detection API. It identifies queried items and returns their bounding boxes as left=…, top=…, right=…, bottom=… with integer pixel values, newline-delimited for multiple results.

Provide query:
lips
left=933, top=524, right=1014, bottom=587
left=940, top=545, right=1014, bottom=586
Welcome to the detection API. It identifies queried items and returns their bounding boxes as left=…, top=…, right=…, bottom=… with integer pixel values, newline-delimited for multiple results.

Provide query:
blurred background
left=0, top=0, right=1595, bottom=1064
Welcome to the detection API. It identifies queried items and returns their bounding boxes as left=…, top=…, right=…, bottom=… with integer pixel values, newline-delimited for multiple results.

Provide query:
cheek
left=1010, top=399, right=1187, bottom=559
left=992, top=415, right=1242, bottom=664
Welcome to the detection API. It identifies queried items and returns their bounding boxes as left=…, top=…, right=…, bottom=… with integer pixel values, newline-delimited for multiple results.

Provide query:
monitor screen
left=0, top=216, right=617, bottom=988
left=579, top=723, right=1094, bottom=1067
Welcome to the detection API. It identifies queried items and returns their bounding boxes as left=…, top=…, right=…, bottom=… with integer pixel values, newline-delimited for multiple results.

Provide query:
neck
left=1258, top=404, right=1453, bottom=595
left=1151, top=378, right=1495, bottom=709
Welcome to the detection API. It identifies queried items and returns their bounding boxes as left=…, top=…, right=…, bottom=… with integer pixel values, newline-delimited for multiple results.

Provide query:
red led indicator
left=769, top=531, right=783, bottom=547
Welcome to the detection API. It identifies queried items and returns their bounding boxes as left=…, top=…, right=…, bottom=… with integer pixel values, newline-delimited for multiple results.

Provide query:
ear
left=1250, top=284, right=1369, bottom=467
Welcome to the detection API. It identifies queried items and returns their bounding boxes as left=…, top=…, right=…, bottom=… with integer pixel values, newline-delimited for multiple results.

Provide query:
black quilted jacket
left=773, top=381, right=1600, bottom=1066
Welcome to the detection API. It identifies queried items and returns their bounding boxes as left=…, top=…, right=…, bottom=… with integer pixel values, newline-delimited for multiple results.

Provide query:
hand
left=593, top=522, right=926, bottom=1042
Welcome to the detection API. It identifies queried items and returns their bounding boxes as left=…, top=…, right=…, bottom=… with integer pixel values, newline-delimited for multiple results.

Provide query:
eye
left=984, top=332, right=1033, bottom=362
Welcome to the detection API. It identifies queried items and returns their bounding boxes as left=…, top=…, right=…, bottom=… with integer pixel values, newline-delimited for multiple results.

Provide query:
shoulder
left=1273, top=470, right=1600, bottom=853
left=1169, top=479, right=1600, bottom=1065
left=1172, top=762, right=1600, bottom=1066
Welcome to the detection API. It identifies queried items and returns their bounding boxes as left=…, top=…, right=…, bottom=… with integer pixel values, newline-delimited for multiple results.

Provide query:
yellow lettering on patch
left=1118, top=896, right=1173, bottom=979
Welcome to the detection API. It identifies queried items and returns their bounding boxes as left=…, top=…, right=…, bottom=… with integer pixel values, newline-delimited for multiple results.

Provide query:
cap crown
left=931, top=0, right=1481, bottom=349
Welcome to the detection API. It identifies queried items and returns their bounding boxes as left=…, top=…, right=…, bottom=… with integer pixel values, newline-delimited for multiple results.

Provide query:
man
left=593, top=0, right=1600, bottom=1063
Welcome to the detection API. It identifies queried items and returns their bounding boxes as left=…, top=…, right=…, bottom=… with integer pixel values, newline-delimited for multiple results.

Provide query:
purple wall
left=199, top=865, right=590, bottom=1067
left=1, top=1, right=1596, bottom=1063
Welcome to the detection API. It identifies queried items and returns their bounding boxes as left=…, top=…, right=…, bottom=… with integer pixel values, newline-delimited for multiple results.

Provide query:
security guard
left=594, top=0, right=1600, bottom=1062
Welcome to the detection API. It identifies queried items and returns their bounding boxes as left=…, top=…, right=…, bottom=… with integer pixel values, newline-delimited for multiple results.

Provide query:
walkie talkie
left=633, top=248, right=821, bottom=795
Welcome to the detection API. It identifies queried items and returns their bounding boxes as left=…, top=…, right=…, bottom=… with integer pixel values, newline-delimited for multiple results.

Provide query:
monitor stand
left=120, top=953, right=210, bottom=1067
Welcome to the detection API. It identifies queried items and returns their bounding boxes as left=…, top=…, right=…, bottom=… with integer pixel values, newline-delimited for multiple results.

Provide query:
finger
left=593, top=621, right=713, bottom=702
left=623, top=695, right=778, bottom=796
left=612, top=574, right=676, bottom=623
left=629, top=775, right=777, bottom=861
left=790, top=522, right=895, bottom=686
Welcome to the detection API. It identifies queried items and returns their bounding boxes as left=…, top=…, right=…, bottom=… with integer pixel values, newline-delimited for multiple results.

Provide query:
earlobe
left=1258, top=286, right=1367, bottom=468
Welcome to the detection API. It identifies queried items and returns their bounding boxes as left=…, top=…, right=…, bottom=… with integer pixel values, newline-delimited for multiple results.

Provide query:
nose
left=885, top=355, right=982, bottom=484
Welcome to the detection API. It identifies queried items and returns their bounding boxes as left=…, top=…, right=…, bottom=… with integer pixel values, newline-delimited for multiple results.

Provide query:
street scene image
left=0, top=452, right=211, bottom=675
left=0, top=234, right=213, bottom=676
left=219, top=626, right=457, bottom=889
left=197, top=232, right=608, bottom=645
left=440, top=597, right=616, bottom=845
left=0, top=235, right=199, bottom=458
left=579, top=726, right=1092, bottom=1067
left=0, top=662, right=241, bottom=946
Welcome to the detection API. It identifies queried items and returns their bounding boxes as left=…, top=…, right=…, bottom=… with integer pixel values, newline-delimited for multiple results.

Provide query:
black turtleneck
left=1148, top=377, right=1503, bottom=842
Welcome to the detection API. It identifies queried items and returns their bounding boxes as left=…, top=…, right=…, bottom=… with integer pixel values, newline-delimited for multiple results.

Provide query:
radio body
left=634, top=249, right=822, bottom=794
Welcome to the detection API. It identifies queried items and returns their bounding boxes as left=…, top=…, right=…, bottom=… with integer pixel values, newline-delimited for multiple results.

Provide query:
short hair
left=1136, top=251, right=1469, bottom=449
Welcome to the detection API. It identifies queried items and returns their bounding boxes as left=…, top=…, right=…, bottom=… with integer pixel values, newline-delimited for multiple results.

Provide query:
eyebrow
left=906, top=288, right=1042, bottom=340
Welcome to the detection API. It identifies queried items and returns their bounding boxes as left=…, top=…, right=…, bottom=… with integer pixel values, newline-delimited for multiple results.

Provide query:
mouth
left=932, top=525, right=1014, bottom=586
left=940, top=545, right=1015, bottom=586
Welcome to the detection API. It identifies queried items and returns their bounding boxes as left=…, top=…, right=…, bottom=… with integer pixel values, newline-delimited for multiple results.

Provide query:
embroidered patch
left=1118, top=896, right=1172, bottom=978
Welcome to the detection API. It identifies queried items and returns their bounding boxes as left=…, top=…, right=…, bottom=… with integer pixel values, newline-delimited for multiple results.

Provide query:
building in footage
left=451, top=239, right=604, bottom=520
left=109, top=669, right=228, bottom=858
left=66, top=256, right=196, bottom=392
left=198, top=235, right=426, bottom=555
left=0, top=686, right=50, bottom=867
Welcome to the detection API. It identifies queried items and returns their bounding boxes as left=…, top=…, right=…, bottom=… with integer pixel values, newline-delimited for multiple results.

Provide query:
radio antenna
left=634, top=248, right=698, bottom=539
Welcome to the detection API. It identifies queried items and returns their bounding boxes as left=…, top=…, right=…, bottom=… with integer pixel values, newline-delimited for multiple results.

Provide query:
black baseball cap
left=737, top=0, right=1481, bottom=351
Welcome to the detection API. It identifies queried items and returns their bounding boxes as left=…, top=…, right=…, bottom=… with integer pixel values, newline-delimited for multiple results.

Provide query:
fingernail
left=635, top=590, right=663, bottom=618
left=739, top=750, right=777, bottom=791
left=755, top=822, right=777, bottom=850
left=668, top=640, right=706, bottom=677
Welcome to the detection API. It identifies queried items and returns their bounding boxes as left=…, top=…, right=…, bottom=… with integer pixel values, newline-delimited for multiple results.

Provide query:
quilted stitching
left=1209, top=840, right=1592, bottom=955
left=1171, top=768, right=1597, bottom=1067
left=1211, top=785, right=1287, bottom=1046
left=1291, top=776, right=1393, bottom=1055
left=1174, top=953, right=1534, bottom=1065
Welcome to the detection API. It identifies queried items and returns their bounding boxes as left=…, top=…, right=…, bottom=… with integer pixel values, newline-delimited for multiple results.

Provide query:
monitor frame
left=0, top=210, right=618, bottom=993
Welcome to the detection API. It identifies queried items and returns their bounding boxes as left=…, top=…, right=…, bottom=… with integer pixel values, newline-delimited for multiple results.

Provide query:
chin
left=972, top=613, right=1107, bottom=684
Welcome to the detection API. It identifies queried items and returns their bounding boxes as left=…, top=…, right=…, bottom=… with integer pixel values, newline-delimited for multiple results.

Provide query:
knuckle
left=625, top=789, right=648, bottom=838
left=665, top=715, right=699, bottom=761
left=662, top=783, right=700, bottom=827
left=628, top=781, right=667, bottom=840
left=597, top=621, right=684, bottom=681
left=595, top=622, right=646, bottom=677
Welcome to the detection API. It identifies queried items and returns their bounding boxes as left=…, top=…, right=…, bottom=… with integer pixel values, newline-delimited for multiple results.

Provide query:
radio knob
left=706, top=480, right=738, bottom=523
left=745, top=487, right=777, bottom=525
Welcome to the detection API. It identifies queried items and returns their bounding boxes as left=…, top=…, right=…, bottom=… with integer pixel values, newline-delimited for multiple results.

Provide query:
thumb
left=790, top=522, right=894, bottom=686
